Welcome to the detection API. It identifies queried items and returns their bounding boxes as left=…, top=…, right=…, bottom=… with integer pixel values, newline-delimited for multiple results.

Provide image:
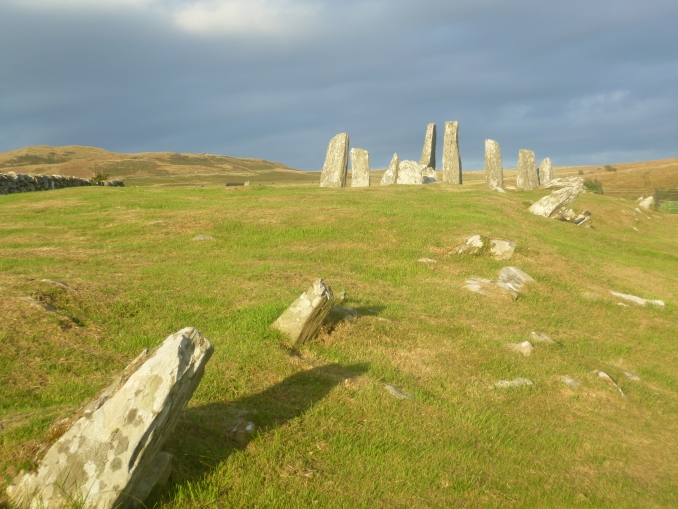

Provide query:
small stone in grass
left=595, top=370, right=625, bottom=397
left=418, top=258, right=437, bottom=264
left=384, top=384, right=413, bottom=400
left=559, top=376, right=580, bottom=388
left=530, top=332, right=555, bottom=344
left=507, top=341, right=533, bottom=357
left=495, top=377, right=533, bottom=388
left=624, top=371, right=640, bottom=381
left=193, top=235, right=215, bottom=241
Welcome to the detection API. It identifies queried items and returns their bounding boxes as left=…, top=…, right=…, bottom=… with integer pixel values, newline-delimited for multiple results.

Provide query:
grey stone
left=485, top=140, right=503, bottom=191
left=192, top=235, right=214, bottom=241
left=538, top=158, right=553, bottom=184
left=7, top=327, right=214, bottom=509
left=131, top=452, right=173, bottom=506
left=463, top=267, right=534, bottom=300
left=495, top=377, right=533, bottom=388
left=539, top=176, right=584, bottom=190
left=624, top=371, right=640, bottom=381
left=559, top=376, right=580, bottom=388
left=507, top=341, right=533, bottom=357
left=17, top=296, right=56, bottom=313
left=530, top=332, right=555, bottom=344
left=417, top=258, right=437, bottom=264
left=529, top=184, right=583, bottom=218
left=497, top=267, right=535, bottom=293
left=319, top=133, right=349, bottom=188
left=350, top=148, right=370, bottom=188
left=456, top=234, right=484, bottom=255
left=419, top=123, right=436, bottom=169
left=489, top=239, right=516, bottom=260
left=421, top=166, right=437, bottom=183
left=516, top=149, right=539, bottom=190
left=609, top=291, right=664, bottom=308
left=396, top=160, right=424, bottom=185
left=380, top=153, right=399, bottom=186
left=271, top=279, right=335, bottom=345
left=639, top=196, right=654, bottom=210
left=595, top=370, right=625, bottom=397
left=442, top=121, right=462, bottom=184
left=384, top=385, right=413, bottom=400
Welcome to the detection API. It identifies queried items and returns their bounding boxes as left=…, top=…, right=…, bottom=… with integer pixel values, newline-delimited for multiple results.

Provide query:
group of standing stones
left=318, top=121, right=462, bottom=188
left=484, top=140, right=553, bottom=192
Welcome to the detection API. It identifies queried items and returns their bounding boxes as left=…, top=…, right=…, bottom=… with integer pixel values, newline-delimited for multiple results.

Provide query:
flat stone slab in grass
left=193, top=235, right=214, bottom=241
left=530, top=332, right=555, bottom=344
left=418, top=258, right=437, bottom=264
left=7, top=327, right=214, bottom=509
left=495, top=377, right=533, bottom=388
left=456, top=234, right=484, bottom=255
left=559, top=376, right=580, bottom=388
left=463, top=267, right=535, bottom=299
left=384, top=385, right=413, bottom=400
left=489, top=239, right=515, bottom=260
left=610, top=291, right=664, bottom=308
left=507, top=341, right=533, bottom=357
left=271, top=279, right=335, bottom=345
left=624, top=371, right=640, bottom=381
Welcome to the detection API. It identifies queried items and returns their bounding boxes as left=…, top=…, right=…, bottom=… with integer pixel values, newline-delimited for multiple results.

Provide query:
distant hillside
left=0, top=145, right=318, bottom=187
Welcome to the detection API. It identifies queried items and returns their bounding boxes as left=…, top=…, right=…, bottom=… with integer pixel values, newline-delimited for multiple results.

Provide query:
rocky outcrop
left=419, top=123, right=436, bottom=170
left=485, top=140, right=503, bottom=191
left=538, top=158, right=553, bottom=184
left=350, top=148, right=370, bottom=188
left=272, top=279, right=335, bottom=345
left=396, top=160, right=424, bottom=185
left=516, top=149, right=539, bottom=190
left=7, top=327, right=214, bottom=509
left=319, top=133, right=349, bottom=188
left=442, top=121, right=462, bottom=184
left=380, top=153, right=399, bottom=186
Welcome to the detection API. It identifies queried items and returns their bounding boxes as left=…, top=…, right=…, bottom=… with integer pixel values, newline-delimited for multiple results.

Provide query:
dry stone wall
left=0, top=172, right=124, bottom=195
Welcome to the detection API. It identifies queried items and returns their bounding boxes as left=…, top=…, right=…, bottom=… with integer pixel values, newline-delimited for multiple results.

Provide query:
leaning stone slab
left=419, top=123, right=436, bottom=169
left=528, top=185, right=583, bottom=218
left=350, top=148, right=370, bottom=188
left=442, top=121, right=462, bottom=184
left=609, top=291, right=664, bottom=308
left=396, top=160, right=424, bottom=185
left=319, top=133, right=349, bottom=188
left=516, top=149, right=539, bottom=190
left=272, top=279, right=335, bottom=345
left=7, top=327, right=214, bottom=509
left=485, top=139, right=503, bottom=191
left=380, top=153, right=399, bottom=186
left=538, top=158, right=553, bottom=184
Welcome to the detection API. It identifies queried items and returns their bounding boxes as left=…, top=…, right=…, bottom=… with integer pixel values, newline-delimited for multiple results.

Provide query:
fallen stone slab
left=6, top=327, right=214, bottom=509
left=463, top=267, right=535, bottom=299
left=456, top=234, right=484, bottom=255
left=396, top=160, right=424, bottom=185
left=319, top=133, right=350, bottom=188
left=489, top=239, right=515, bottom=260
left=530, top=332, right=555, bottom=344
left=595, top=370, right=624, bottom=397
left=40, top=279, right=76, bottom=292
left=192, top=235, right=214, bottom=241
left=271, top=279, right=335, bottom=345
left=559, top=376, right=580, bottom=388
left=498, top=267, right=535, bottom=293
left=529, top=185, right=583, bottom=218
left=624, top=371, right=640, bottom=381
left=328, top=305, right=358, bottom=323
left=380, top=153, right=399, bottom=186
left=507, top=341, right=533, bottom=357
left=384, top=384, right=413, bottom=400
left=609, top=291, right=664, bottom=308
left=495, top=377, right=533, bottom=388
left=539, top=176, right=585, bottom=190
left=417, top=258, right=437, bottom=264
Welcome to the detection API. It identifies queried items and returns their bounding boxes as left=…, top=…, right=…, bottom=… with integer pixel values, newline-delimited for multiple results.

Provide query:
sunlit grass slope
left=1, top=182, right=677, bottom=508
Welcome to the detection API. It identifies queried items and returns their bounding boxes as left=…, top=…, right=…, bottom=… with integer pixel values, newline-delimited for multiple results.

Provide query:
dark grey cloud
left=1, top=0, right=677, bottom=170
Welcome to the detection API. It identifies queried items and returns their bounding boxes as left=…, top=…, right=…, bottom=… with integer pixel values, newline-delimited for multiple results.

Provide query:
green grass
left=1, top=184, right=677, bottom=508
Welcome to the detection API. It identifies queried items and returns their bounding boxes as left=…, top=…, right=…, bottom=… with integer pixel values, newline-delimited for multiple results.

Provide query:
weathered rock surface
left=319, top=133, right=349, bottom=188
left=456, top=235, right=484, bottom=255
left=538, top=158, right=553, bottom=184
left=495, top=377, right=533, bottom=388
left=442, top=121, right=462, bottom=184
left=497, top=266, right=535, bottom=294
left=463, top=266, right=534, bottom=299
left=418, top=258, right=437, bottom=264
left=639, top=196, right=654, bottom=210
left=272, top=279, right=335, bottom=345
left=384, top=385, right=413, bottom=400
left=595, top=370, right=624, bottom=396
left=529, top=182, right=583, bottom=218
left=559, top=376, right=580, bottom=388
left=421, top=166, right=437, bottom=183
left=192, top=235, right=214, bottom=241
left=610, top=291, right=664, bottom=308
left=530, top=332, right=555, bottom=344
left=328, top=305, right=358, bottom=323
left=489, top=239, right=515, bottom=260
left=516, top=149, right=539, bottom=190
left=16, top=296, right=57, bottom=313
left=624, top=371, right=640, bottom=381
left=507, top=341, right=533, bottom=357
left=419, top=123, right=436, bottom=169
left=7, top=327, right=214, bottom=509
left=350, top=148, right=370, bottom=188
left=485, top=140, right=503, bottom=191
left=396, top=160, right=424, bottom=185
left=539, top=176, right=585, bottom=190
left=380, top=153, right=399, bottom=186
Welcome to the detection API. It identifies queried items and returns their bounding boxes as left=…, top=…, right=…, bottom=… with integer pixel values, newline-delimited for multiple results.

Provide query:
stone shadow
left=147, top=362, right=369, bottom=503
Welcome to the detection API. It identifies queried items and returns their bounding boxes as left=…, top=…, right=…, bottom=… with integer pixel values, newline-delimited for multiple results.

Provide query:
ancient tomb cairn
left=7, top=327, right=214, bottom=509
left=380, top=153, right=400, bottom=186
left=272, top=279, right=335, bottom=345
left=319, top=133, right=350, bottom=188
left=350, top=148, right=371, bottom=188
left=419, top=123, right=437, bottom=170
left=485, top=139, right=504, bottom=191
left=516, top=149, right=539, bottom=190
left=442, top=121, right=462, bottom=184
left=539, top=157, right=553, bottom=184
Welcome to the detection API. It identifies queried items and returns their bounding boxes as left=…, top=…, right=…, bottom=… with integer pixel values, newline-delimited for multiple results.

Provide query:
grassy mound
left=1, top=183, right=677, bottom=508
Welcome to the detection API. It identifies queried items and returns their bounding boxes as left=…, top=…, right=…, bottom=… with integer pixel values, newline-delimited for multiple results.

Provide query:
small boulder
left=507, top=341, right=533, bottom=357
left=456, top=235, right=484, bottom=255
left=17, top=296, right=56, bottom=313
left=497, top=266, right=535, bottom=293
left=559, top=376, right=580, bottom=388
left=271, top=279, right=335, bottom=345
left=489, top=239, right=516, bottom=260
left=530, top=332, right=555, bottom=344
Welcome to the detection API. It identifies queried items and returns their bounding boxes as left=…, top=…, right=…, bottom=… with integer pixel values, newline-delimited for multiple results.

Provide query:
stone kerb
left=350, top=148, right=371, bottom=187
left=485, top=140, right=503, bottom=191
left=319, top=133, right=350, bottom=188
left=442, top=121, right=462, bottom=184
left=516, top=149, right=539, bottom=190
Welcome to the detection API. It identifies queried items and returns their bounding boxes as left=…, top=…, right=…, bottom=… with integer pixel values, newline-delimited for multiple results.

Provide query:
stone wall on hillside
left=0, top=172, right=124, bottom=195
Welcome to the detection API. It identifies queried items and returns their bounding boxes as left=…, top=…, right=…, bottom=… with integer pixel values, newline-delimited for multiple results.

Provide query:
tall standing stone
left=380, top=153, right=399, bottom=186
left=442, top=121, right=462, bottom=184
left=419, top=123, right=436, bottom=169
left=539, top=157, right=553, bottom=184
left=516, top=149, right=539, bottom=190
left=350, top=148, right=370, bottom=188
left=319, top=133, right=349, bottom=188
left=485, top=140, right=503, bottom=191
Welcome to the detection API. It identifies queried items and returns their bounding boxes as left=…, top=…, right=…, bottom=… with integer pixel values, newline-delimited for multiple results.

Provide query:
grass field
left=1, top=172, right=678, bottom=507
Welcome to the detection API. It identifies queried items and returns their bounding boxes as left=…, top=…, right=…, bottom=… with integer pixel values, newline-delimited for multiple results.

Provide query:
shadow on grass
left=147, top=362, right=368, bottom=504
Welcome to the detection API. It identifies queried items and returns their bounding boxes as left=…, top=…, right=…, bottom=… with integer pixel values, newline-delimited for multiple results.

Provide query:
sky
left=1, top=0, right=677, bottom=170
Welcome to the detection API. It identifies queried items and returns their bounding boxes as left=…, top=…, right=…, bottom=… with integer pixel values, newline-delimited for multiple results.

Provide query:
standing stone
left=419, top=123, right=436, bottom=169
left=350, top=148, right=370, bottom=188
left=380, top=153, right=399, bottom=186
left=319, top=133, right=349, bottom=188
left=396, top=160, right=424, bottom=185
left=272, top=279, right=335, bottom=345
left=538, top=157, right=553, bottom=184
left=516, top=149, right=539, bottom=190
left=7, top=327, right=214, bottom=509
left=485, top=140, right=503, bottom=191
left=442, top=121, right=462, bottom=184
